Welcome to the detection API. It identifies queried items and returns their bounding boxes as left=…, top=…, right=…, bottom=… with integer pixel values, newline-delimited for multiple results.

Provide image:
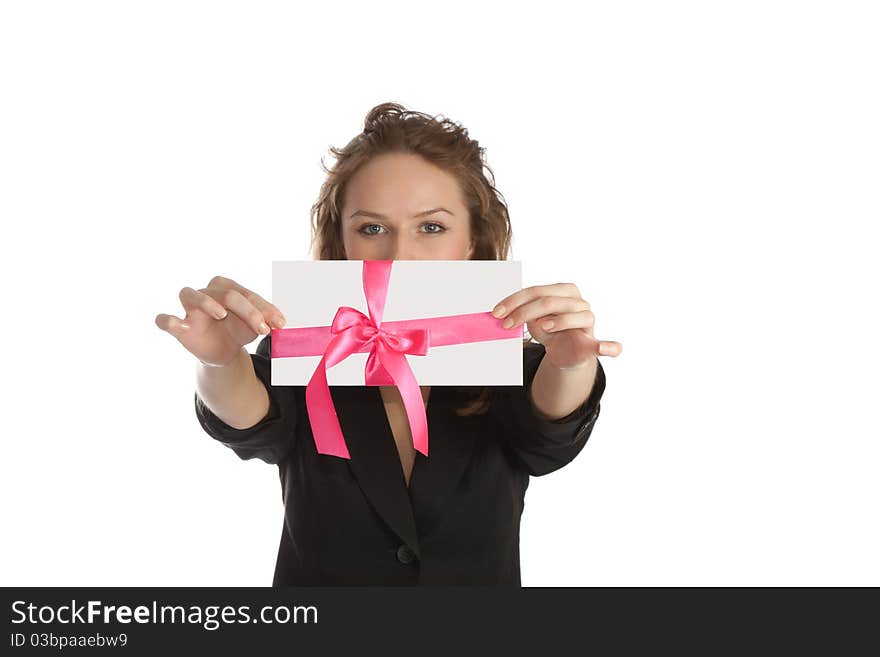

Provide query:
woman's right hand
left=155, top=275, right=286, bottom=367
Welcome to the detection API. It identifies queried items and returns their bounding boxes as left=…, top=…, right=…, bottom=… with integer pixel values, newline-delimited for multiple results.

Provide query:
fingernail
left=503, top=317, right=514, bottom=329
left=274, top=315, right=286, bottom=328
left=542, top=321, right=555, bottom=331
left=492, top=305, right=505, bottom=317
left=259, top=322, right=270, bottom=335
left=180, top=322, right=190, bottom=331
left=215, top=309, right=227, bottom=320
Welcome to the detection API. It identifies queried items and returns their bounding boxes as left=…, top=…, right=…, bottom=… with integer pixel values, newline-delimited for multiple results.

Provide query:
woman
left=155, top=102, right=622, bottom=585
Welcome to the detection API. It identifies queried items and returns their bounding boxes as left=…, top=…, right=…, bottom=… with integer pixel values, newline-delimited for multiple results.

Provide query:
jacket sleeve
left=490, top=341, right=606, bottom=476
left=194, top=334, right=298, bottom=465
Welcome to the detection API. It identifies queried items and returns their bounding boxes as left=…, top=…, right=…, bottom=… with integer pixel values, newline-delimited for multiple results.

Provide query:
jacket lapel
left=330, top=384, right=421, bottom=557
left=326, top=384, right=477, bottom=558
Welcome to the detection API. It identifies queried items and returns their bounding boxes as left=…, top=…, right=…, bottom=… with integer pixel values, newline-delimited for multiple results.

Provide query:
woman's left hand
left=492, top=283, right=622, bottom=370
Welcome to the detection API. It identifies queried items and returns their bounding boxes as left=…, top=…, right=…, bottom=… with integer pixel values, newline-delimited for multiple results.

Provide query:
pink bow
left=271, top=260, right=522, bottom=460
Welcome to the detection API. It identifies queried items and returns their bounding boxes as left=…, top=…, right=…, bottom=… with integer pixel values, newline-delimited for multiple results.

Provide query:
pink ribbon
left=270, top=260, right=523, bottom=460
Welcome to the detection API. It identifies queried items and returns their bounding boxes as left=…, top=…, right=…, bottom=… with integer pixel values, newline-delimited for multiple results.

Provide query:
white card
left=270, top=260, right=524, bottom=386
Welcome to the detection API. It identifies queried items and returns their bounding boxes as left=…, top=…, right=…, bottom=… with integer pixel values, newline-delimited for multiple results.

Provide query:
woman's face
left=341, top=152, right=474, bottom=261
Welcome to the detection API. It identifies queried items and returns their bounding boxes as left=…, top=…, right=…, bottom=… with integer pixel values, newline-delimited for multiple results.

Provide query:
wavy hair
left=309, top=101, right=534, bottom=415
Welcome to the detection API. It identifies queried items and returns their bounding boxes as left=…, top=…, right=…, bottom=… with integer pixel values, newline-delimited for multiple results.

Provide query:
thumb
left=597, top=340, right=622, bottom=357
left=155, top=313, right=191, bottom=341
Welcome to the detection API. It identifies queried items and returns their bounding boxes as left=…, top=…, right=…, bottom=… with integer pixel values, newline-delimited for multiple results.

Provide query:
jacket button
left=396, top=544, right=416, bottom=564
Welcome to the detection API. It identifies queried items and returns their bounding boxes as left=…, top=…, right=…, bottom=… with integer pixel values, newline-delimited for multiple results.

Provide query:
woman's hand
left=492, top=283, right=622, bottom=370
left=155, top=275, right=287, bottom=367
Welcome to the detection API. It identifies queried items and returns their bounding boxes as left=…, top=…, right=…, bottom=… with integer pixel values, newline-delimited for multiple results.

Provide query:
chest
left=381, top=386, right=430, bottom=489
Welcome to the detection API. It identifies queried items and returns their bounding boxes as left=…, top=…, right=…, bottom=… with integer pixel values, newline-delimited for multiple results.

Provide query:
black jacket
left=194, top=334, right=606, bottom=586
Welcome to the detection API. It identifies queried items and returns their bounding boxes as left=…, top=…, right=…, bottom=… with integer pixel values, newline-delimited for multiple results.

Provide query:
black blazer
left=194, top=334, right=606, bottom=586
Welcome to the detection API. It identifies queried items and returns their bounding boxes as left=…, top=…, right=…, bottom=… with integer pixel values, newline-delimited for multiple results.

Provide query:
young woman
left=155, top=102, right=622, bottom=585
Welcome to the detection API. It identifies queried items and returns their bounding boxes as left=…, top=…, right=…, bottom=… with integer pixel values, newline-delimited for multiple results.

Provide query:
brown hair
left=309, top=101, right=535, bottom=416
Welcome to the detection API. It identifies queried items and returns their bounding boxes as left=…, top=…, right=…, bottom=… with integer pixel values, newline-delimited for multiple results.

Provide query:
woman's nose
left=389, top=237, right=417, bottom=261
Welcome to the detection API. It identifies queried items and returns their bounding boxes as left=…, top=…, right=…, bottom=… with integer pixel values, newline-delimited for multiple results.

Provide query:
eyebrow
left=348, top=207, right=455, bottom=221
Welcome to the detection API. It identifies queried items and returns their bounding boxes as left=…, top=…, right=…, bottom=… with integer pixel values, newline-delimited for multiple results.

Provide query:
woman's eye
left=422, top=222, right=446, bottom=234
left=359, top=224, right=384, bottom=236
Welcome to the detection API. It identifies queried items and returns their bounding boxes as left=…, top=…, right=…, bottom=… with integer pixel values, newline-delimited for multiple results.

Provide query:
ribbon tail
left=305, top=353, right=352, bottom=460
left=377, top=344, right=429, bottom=457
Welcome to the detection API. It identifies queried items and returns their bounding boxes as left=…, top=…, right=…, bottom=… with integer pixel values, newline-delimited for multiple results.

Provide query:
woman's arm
left=529, top=354, right=598, bottom=421
left=195, top=346, right=272, bottom=430
left=194, top=335, right=298, bottom=464
left=489, top=342, right=605, bottom=477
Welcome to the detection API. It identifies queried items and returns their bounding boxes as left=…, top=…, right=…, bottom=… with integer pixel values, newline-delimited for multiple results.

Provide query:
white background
left=1, top=1, right=877, bottom=586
